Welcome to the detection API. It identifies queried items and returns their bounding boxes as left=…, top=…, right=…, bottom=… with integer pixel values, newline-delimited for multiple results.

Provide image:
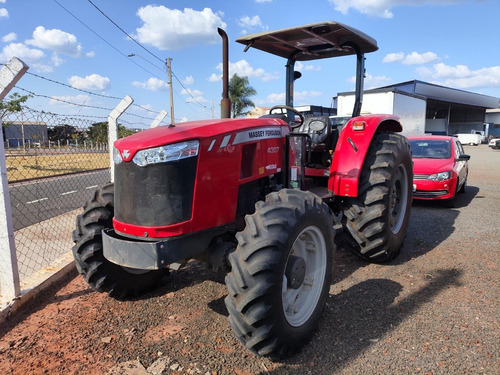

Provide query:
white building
left=335, top=80, right=500, bottom=137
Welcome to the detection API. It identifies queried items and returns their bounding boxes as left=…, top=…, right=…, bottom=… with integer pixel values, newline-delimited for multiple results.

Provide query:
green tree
left=48, top=124, right=77, bottom=143
left=87, top=122, right=108, bottom=143
left=228, top=74, right=256, bottom=118
left=1, top=93, right=31, bottom=141
left=87, top=121, right=134, bottom=144
left=118, top=125, right=134, bottom=139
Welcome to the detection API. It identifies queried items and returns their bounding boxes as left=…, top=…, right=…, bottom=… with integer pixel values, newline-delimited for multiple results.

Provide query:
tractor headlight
left=428, top=171, right=451, bottom=181
left=132, top=140, right=199, bottom=167
left=113, top=147, right=123, bottom=165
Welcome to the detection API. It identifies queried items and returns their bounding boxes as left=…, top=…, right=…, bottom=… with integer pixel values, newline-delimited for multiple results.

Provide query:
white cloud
left=259, top=90, right=322, bottom=105
left=329, top=0, right=469, bottom=18
left=239, top=15, right=262, bottom=28
left=132, top=77, right=169, bottom=91
left=49, top=94, right=92, bottom=106
left=365, top=74, right=392, bottom=89
left=26, top=26, right=82, bottom=57
left=417, top=63, right=500, bottom=89
left=183, top=75, right=194, bottom=85
left=136, top=6, right=226, bottom=50
left=32, top=63, right=53, bottom=74
left=402, top=51, right=439, bottom=65
left=0, top=42, right=45, bottom=63
left=68, top=74, right=111, bottom=91
left=2, top=32, right=16, bottom=42
left=295, top=61, right=321, bottom=72
left=347, top=73, right=392, bottom=89
left=0, top=8, right=8, bottom=18
left=51, top=53, right=64, bottom=67
left=208, top=73, right=221, bottom=82
left=382, top=52, right=405, bottom=63
left=181, top=88, right=208, bottom=103
left=134, top=103, right=154, bottom=113
left=86, top=51, right=95, bottom=58
left=383, top=51, right=438, bottom=65
left=255, top=0, right=272, bottom=3
left=212, top=59, right=279, bottom=82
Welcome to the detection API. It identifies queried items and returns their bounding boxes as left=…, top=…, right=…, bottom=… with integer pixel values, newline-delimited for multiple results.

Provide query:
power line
left=86, top=0, right=212, bottom=115
left=51, top=0, right=163, bottom=80
left=87, top=0, right=165, bottom=65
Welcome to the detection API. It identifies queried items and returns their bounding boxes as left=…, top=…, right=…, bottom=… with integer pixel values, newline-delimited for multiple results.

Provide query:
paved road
left=8, top=169, right=110, bottom=231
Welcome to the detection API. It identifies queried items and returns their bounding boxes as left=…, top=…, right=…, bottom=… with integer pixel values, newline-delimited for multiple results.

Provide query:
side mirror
left=458, top=154, right=470, bottom=161
left=294, top=71, right=302, bottom=81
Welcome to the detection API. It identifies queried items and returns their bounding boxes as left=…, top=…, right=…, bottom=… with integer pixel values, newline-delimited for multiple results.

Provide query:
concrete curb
left=0, top=255, right=76, bottom=325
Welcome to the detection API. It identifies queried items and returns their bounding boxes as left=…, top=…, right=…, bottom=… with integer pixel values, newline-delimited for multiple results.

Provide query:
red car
left=408, top=135, right=470, bottom=204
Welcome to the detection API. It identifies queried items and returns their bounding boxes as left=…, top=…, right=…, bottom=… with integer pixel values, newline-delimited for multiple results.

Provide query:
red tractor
left=73, top=21, right=412, bottom=359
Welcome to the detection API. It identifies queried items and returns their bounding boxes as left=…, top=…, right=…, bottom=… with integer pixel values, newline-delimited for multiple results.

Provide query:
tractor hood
left=236, top=21, right=378, bottom=61
left=114, top=117, right=287, bottom=161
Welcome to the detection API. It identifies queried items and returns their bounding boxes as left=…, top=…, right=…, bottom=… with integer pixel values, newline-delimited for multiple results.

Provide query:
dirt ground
left=0, top=145, right=498, bottom=375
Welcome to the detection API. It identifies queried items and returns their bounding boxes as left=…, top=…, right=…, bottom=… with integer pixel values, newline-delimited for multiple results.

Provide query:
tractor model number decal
left=233, top=127, right=285, bottom=145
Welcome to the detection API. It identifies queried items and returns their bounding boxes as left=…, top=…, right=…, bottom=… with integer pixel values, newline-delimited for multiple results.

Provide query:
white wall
left=425, top=119, right=447, bottom=134
left=337, top=91, right=426, bottom=136
left=393, top=93, right=426, bottom=136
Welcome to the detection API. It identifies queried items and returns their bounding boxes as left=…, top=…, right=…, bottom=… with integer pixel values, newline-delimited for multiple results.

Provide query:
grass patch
left=6, top=151, right=109, bottom=182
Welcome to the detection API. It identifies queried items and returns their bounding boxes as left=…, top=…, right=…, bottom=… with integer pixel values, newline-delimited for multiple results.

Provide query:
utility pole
left=167, top=58, right=174, bottom=124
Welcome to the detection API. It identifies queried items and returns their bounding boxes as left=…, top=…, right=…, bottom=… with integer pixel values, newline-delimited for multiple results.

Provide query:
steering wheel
left=269, top=105, right=304, bottom=128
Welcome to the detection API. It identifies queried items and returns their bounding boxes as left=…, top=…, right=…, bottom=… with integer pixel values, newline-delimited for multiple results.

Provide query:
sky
left=1, top=0, right=499, bottom=128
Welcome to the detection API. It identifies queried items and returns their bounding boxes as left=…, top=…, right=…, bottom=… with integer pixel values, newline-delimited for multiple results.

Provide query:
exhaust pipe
left=218, top=28, right=231, bottom=119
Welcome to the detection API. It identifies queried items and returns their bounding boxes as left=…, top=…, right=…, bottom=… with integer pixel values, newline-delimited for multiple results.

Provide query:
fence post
left=108, top=95, right=133, bottom=183
left=150, top=109, right=168, bottom=128
left=0, top=57, right=29, bottom=299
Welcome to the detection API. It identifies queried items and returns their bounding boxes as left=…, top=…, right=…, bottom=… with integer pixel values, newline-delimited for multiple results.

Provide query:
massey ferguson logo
left=121, top=150, right=130, bottom=159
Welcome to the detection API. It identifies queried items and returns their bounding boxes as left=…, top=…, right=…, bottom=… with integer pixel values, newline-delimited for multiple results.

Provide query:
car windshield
left=409, top=139, right=451, bottom=159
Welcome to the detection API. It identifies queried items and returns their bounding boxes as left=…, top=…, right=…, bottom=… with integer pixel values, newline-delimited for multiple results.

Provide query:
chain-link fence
left=2, top=107, right=111, bottom=294
left=0, top=57, right=168, bottom=307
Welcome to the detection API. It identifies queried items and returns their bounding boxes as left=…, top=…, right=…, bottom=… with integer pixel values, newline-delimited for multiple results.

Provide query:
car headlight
left=428, top=171, right=451, bottom=181
left=132, top=140, right=199, bottom=167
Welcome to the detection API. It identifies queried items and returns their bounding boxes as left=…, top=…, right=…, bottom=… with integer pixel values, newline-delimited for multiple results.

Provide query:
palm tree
left=229, top=74, right=257, bottom=118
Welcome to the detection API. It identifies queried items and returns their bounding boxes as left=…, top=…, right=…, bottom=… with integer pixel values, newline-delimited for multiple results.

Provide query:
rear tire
left=72, top=183, right=167, bottom=299
left=224, top=189, right=335, bottom=359
left=342, top=132, right=412, bottom=262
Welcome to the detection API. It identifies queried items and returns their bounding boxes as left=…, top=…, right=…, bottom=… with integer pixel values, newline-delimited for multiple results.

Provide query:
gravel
left=0, top=144, right=498, bottom=375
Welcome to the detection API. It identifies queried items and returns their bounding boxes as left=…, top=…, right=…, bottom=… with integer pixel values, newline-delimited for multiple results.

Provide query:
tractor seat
left=293, top=116, right=331, bottom=145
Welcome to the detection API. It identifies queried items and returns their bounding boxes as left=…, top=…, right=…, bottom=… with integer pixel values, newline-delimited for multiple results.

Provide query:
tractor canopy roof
left=236, top=21, right=378, bottom=61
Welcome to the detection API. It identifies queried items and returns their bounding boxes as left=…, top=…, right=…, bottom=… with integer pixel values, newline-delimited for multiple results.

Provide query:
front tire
left=342, top=132, right=413, bottom=262
left=72, top=183, right=167, bottom=299
left=224, top=189, right=335, bottom=359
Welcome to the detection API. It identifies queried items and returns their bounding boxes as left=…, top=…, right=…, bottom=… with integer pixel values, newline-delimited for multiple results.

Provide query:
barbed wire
left=20, top=105, right=150, bottom=129
left=25, top=71, right=162, bottom=115
left=15, top=86, right=115, bottom=111
left=14, top=86, right=159, bottom=123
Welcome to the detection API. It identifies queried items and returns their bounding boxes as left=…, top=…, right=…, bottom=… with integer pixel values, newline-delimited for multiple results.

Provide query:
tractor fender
left=328, top=114, right=402, bottom=197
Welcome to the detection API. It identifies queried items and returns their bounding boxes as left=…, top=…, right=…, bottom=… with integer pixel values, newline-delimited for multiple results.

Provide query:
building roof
left=377, top=80, right=500, bottom=109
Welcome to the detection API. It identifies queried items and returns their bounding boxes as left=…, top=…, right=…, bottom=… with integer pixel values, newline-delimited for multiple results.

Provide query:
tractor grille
left=114, top=157, right=197, bottom=227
